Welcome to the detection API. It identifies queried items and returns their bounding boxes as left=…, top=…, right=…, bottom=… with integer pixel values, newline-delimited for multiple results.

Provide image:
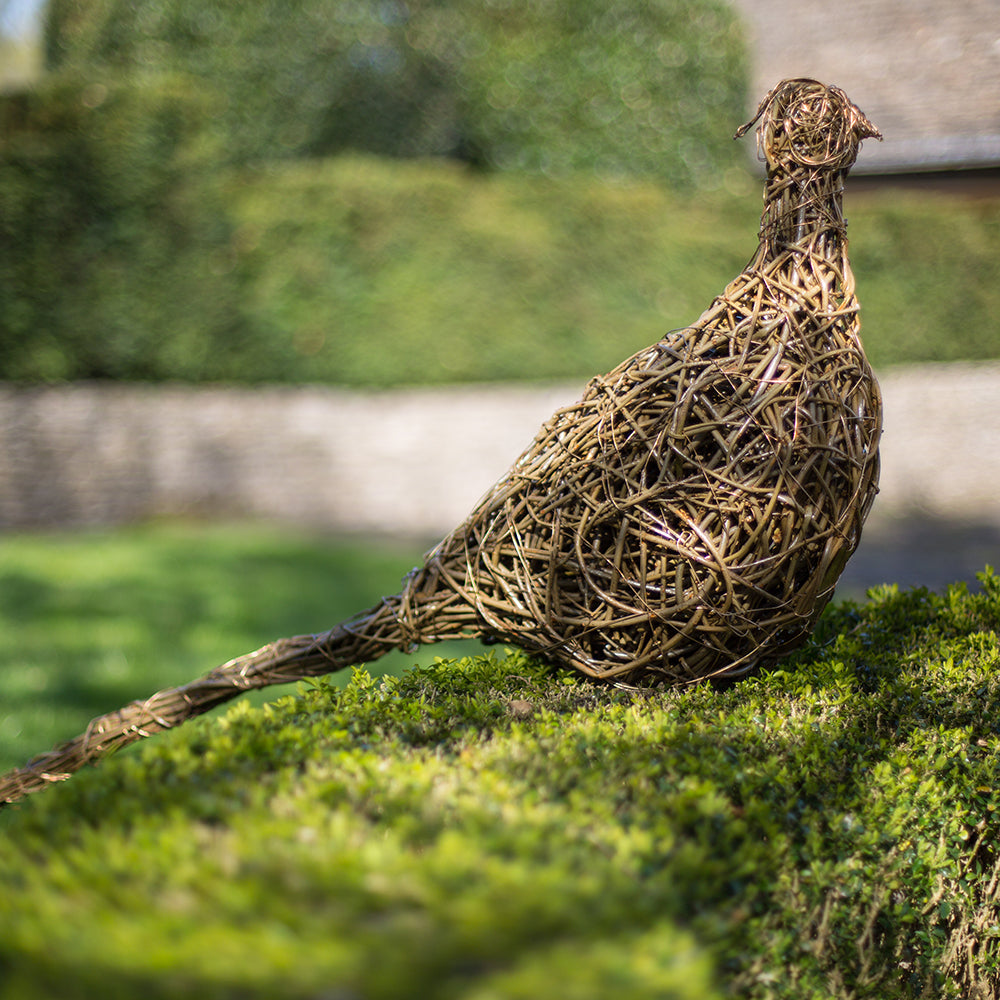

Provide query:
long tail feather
left=0, top=597, right=413, bottom=806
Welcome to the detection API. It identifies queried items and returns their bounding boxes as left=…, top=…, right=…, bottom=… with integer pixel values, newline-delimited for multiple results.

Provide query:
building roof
left=731, top=0, right=1000, bottom=173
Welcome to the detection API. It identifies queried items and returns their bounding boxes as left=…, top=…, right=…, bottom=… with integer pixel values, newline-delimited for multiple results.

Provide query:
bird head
left=735, top=79, right=881, bottom=173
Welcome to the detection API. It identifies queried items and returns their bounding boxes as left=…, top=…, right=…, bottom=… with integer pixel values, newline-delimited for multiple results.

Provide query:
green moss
left=3, top=569, right=1000, bottom=997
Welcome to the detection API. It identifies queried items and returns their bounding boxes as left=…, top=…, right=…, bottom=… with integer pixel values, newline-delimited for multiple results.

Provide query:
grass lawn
left=0, top=522, right=484, bottom=773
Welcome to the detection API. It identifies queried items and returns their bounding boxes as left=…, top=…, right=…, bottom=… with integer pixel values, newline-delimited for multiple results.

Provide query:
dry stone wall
left=0, top=382, right=578, bottom=536
left=2, top=364, right=1000, bottom=537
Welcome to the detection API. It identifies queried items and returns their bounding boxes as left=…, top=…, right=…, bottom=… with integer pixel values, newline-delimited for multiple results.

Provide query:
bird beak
left=852, top=108, right=882, bottom=143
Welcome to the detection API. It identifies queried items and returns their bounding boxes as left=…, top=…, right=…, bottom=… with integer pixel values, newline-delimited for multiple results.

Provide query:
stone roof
left=731, top=0, right=1000, bottom=173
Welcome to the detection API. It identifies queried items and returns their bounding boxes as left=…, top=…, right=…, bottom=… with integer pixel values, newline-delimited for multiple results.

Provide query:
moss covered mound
left=3, top=572, right=1000, bottom=997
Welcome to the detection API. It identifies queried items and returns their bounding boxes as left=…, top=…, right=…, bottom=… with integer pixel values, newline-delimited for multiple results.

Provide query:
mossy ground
left=2, top=567, right=1000, bottom=998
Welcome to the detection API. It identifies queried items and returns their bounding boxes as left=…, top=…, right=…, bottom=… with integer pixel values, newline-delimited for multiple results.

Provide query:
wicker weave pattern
left=0, top=79, right=882, bottom=805
left=396, top=78, right=883, bottom=681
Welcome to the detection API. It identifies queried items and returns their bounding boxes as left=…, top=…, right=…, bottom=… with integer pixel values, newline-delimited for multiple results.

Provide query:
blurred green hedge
left=0, top=73, right=246, bottom=380
left=5, top=133, right=1000, bottom=382
left=1, top=0, right=751, bottom=382
left=3, top=1, right=1000, bottom=385
left=0, top=132, right=761, bottom=382
left=42, top=0, right=747, bottom=184
left=4, top=97, right=1000, bottom=383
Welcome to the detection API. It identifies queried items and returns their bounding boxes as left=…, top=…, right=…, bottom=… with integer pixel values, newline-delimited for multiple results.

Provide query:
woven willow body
left=1, top=79, right=882, bottom=804
left=386, top=80, right=882, bottom=681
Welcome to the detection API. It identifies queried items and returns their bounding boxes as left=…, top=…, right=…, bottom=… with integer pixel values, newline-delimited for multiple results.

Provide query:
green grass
left=0, top=522, right=483, bottom=773
left=1, top=526, right=1000, bottom=996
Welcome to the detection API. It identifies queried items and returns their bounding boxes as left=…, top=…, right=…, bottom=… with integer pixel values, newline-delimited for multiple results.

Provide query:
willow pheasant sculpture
left=1, top=79, right=882, bottom=805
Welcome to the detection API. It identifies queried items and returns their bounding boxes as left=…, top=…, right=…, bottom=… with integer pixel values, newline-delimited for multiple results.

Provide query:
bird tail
left=0, top=592, right=444, bottom=807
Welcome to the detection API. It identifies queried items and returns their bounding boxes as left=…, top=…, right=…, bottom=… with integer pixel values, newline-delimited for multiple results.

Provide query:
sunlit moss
left=2, top=560, right=1000, bottom=996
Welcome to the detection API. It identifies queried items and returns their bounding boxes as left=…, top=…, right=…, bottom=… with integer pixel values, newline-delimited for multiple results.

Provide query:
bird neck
left=751, top=164, right=851, bottom=271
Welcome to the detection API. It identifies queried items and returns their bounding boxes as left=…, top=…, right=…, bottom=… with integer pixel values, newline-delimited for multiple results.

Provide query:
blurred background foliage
left=41, top=0, right=745, bottom=178
left=2, top=0, right=1000, bottom=385
left=0, top=0, right=753, bottom=383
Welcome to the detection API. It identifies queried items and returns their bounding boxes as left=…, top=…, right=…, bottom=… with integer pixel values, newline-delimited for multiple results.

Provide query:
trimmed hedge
left=850, top=191, right=1000, bottom=367
left=6, top=3, right=1000, bottom=386
left=4, top=138, right=1000, bottom=384
left=2, top=0, right=750, bottom=382
left=0, top=73, right=242, bottom=380
left=2, top=571, right=1000, bottom=997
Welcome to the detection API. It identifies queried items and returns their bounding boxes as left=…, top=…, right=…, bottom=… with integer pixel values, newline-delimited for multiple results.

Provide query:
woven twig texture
left=1, top=79, right=882, bottom=805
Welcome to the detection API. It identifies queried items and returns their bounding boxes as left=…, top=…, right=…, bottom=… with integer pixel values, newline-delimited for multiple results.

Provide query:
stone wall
left=3, top=365, right=1000, bottom=541
left=0, top=381, right=578, bottom=537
